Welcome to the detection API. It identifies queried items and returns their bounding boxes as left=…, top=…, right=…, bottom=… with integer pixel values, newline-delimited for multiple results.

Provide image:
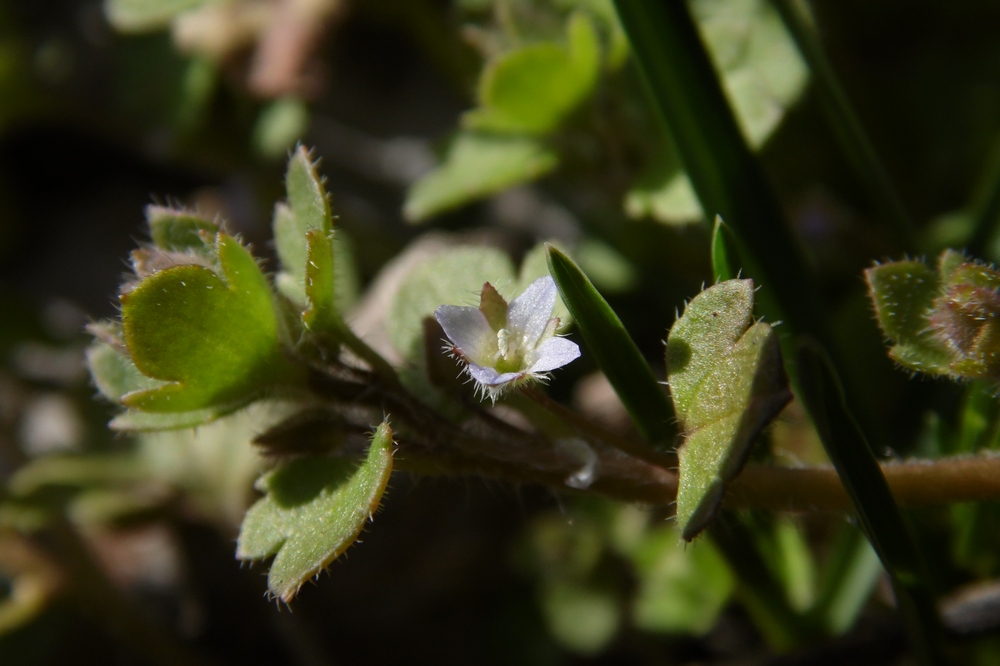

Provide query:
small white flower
left=434, top=276, right=581, bottom=401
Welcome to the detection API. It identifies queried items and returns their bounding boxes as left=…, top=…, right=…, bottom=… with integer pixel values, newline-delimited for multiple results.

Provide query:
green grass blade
left=546, top=245, right=673, bottom=447
left=611, top=0, right=823, bottom=341
left=796, top=340, right=946, bottom=664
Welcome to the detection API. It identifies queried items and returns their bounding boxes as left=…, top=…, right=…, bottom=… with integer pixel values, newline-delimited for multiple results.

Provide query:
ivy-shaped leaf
left=120, top=233, right=302, bottom=413
left=146, top=205, right=218, bottom=253
left=865, top=259, right=951, bottom=375
left=866, top=249, right=1000, bottom=380
left=665, top=280, right=790, bottom=540
left=236, top=422, right=394, bottom=602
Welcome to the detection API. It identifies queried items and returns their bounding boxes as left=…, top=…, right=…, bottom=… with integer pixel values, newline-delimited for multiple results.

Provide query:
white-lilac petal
left=466, top=362, right=523, bottom=387
left=507, top=276, right=558, bottom=349
left=434, top=305, right=494, bottom=364
left=527, top=336, right=581, bottom=373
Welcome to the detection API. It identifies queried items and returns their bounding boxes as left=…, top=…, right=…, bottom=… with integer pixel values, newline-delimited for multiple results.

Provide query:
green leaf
left=630, top=526, right=733, bottom=635
left=464, top=13, right=600, bottom=135
left=388, top=245, right=516, bottom=360
left=666, top=280, right=790, bottom=540
left=302, top=229, right=336, bottom=333
left=547, top=245, right=673, bottom=446
left=86, top=340, right=164, bottom=403
left=623, top=0, right=808, bottom=225
left=691, top=0, right=807, bottom=146
left=811, top=526, right=883, bottom=635
left=710, top=215, right=742, bottom=283
left=541, top=581, right=620, bottom=655
left=146, top=206, right=217, bottom=253
left=796, top=341, right=946, bottom=663
left=109, top=407, right=228, bottom=431
left=104, top=0, right=208, bottom=31
left=236, top=422, right=394, bottom=602
left=274, top=146, right=334, bottom=307
left=120, top=233, right=300, bottom=413
left=403, top=133, right=559, bottom=222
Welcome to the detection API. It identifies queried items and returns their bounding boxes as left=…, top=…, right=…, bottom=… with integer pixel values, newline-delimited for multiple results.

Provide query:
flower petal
left=507, top=276, right=557, bottom=349
left=527, top=336, right=581, bottom=373
left=434, top=305, right=495, bottom=365
left=466, top=362, right=523, bottom=387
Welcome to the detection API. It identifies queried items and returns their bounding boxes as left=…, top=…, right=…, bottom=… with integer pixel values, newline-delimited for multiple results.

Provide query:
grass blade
left=546, top=245, right=673, bottom=447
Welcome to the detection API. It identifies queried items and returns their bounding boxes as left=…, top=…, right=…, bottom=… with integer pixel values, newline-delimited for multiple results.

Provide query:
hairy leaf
left=146, top=206, right=217, bottom=253
left=666, top=280, right=790, bottom=540
left=120, top=234, right=299, bottom=413
left=236, top=422, right=394, bottom=602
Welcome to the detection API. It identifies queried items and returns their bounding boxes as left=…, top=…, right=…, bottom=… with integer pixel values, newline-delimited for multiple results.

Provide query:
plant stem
left=772, top=0, right=917, bottom=253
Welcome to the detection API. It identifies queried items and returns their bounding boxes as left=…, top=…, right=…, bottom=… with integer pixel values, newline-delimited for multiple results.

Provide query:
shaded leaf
left=302, top=229, right=336, bottom=333
left=666, top=280, right=790, bottom=540
left=403, top=133, right=559, bottom=222
left=236, top=422, right=394, bottom=602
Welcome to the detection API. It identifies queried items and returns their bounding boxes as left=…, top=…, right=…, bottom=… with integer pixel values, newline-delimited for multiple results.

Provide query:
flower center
left=495, top=328, right=523, bottom=373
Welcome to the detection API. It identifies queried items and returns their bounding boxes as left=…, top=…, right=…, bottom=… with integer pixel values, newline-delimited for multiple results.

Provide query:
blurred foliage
left=3, top=0, right=1000, bottom=664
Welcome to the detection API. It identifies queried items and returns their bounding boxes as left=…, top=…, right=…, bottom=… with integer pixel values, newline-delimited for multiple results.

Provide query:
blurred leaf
left=797, top=341, right=946, bottom=661
left=104, top=0, right=207, bottom=32
left=86, top=341, right=164, bottom=404
left=8, top=455, right=144, bottom=499
left=464, top=13, right=600, bottom=135
left=624, top=0, right=807, bottom=225
left=120, top=233, right=301, bottom=413
left=692, top=0, right=807, bottom=146
left=388, top=245, right=516, bottom=360
left=573, top=238, right=638, bottom=293
left=811, top=526, right=883, bottom=635
left=404, top=133, right=559, bottom=222
left=666, top=280, right=790, bottom=540
left=253, top=97, right=310, bottom=159
left=139, top=403, right=284, bottom=527
left=236, top=422, right=394, bottom=602
left=547, top=245, right=673, bottom=445
left=631, top=525, right=733, bottom=635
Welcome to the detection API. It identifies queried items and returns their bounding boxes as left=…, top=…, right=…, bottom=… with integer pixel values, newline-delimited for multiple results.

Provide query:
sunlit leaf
left=120, top=233, right=301, bottom=413
left=236, top=422, right=394, bottom=602
left=464, top=13, right=600, bottom=135
left=666, top=280, right=790, bottom=540
left=104, top=0, right=208, bottom=32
